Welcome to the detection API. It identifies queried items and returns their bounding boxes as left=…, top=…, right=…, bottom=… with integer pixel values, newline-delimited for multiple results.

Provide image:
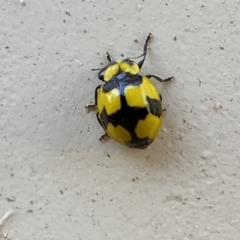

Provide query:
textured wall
left=0, top=0, right=239, bottom=239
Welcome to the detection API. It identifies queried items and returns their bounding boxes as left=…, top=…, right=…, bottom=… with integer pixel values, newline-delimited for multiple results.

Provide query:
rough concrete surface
left=0, top=0, right=240, bottom=239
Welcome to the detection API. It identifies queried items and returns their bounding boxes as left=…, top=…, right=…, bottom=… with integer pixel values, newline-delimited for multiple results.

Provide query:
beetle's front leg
left=85, top=85, right=101, bottom=111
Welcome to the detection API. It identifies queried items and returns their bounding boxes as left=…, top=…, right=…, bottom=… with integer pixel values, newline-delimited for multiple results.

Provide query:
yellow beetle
left=86, top=33, right=173, bottom=149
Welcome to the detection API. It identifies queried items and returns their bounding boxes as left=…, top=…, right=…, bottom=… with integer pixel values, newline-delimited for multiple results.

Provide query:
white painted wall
left=0, top=0, right=239, bottom=239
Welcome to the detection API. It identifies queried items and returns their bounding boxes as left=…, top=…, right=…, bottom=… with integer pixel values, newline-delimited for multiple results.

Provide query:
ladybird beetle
left=85, top=33, right=173, bottom=149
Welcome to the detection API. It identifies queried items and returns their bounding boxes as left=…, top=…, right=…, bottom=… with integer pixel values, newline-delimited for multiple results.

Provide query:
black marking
left=126, top=137, right=153, bottom=149
left=96, top=112, right=106, bottom=130
left=100, top=96, right=148, bottom=134
left=102, top=80, right=119, bottom=93
left=99, top=107, right=109, bottom=129
left=99, top=95, right=151, bottom=149
left=122, top=59, right=135, bottom=66
left=146, top=96, right=161, bottom=117
left=107, top=96, right=148, bottom=131
left=102, top=72, right=142, bottom=94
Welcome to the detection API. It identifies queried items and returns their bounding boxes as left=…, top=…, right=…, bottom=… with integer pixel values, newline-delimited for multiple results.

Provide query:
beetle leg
left=99, top=133, right=108, bottom=141
left=96, top=113, right=108, bottom=141
left=85, top=85, right=101, bottom=110
left=146, top=74, right=174, bottom=83
left=137, top=33, right=152, bottom=69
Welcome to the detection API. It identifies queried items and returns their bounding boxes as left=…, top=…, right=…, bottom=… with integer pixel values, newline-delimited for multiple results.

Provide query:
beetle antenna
left=126, top=33, right=152, bottom=62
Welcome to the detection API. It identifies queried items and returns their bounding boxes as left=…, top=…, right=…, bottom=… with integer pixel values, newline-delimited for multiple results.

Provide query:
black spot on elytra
left=126, top=137, right=153, bottom=149
left=102, top=80, right=119, bottom=93
left=146, top=96, right=161, bottom=117
left=100, top=96, right=148, bottom=136
left=99, top=107, right=109, bottom=128
left=108, top=96, right=148, bottom=132
left=102, top=72, right=142, bottom=94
